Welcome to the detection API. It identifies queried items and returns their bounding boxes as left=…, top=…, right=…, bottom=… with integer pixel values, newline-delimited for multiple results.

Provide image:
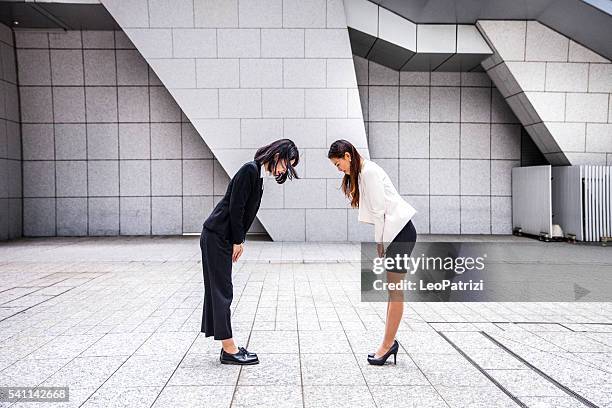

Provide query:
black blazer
left=203, top=160, right=264, bottom=245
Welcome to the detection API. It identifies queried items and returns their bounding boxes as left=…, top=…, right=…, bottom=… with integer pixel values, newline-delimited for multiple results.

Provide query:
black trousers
left=200, top=226, right=234, bottom=340
left=385, top=219, right=418, bottom=273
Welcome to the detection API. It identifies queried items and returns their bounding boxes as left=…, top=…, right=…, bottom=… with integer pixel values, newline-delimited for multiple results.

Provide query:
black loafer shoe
left=220, top=347, right=259, bottom=365
left=239, top=346, right=257, bottom=357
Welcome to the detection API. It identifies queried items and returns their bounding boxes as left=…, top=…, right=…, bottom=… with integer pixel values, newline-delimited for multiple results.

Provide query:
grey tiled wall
left=14, top=29, right=256, bottom=237
left=354, top=56, right=524, bottom=234
left=101, top=0, right=370, bottom=242
left=478, top=21, right=612, bottom=166
left=0, top=24, right=21, bottom=240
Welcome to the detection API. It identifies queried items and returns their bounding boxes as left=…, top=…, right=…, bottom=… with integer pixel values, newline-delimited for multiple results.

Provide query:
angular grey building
left=0, top=0, right=610, bottom=241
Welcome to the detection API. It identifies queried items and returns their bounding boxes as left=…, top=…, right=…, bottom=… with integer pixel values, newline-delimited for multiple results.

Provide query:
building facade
left=0, top=0, right=610, bottom=241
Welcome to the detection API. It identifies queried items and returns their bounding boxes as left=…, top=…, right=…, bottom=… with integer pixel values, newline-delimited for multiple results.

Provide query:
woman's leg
left=375, top=221, right=417, bottom=357
left=376, top=271, right=404, bottom=357
left=200, top=230, right=215, bottom=336
left=202, top=230, right=236, bottom=351
left=221, top=339, right=238, bottom=354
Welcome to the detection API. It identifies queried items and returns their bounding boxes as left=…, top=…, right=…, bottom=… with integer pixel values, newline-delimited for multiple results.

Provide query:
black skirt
left=384, top=219, right=417, bottom=273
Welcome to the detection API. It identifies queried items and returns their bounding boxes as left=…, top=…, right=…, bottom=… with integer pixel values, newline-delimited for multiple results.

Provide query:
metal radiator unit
left=581, top=166, right=611, bottom=242
left=512, top=165, right=612, bottom=243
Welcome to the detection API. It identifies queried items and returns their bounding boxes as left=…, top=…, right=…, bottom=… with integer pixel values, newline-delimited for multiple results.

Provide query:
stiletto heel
left=367, top=340, right=399, bottom=366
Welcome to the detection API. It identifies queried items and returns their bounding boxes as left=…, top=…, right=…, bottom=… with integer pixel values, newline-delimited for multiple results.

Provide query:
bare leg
left=221, top=338, right=238, bottom=354
left=375, top=271, right=404, bottom=357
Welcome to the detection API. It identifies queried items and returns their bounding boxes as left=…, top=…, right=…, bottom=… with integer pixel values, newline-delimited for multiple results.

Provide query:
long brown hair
left=328, top=140, right=362, bottom=208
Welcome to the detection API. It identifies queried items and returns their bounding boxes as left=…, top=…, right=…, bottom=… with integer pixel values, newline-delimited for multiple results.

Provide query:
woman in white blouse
left=328, top=139, right=418, bottom=365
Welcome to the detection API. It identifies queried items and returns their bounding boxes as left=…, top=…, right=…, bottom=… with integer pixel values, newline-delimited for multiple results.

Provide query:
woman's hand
left=377, top=243, right=385, bottom=258
left=232, top=243, right=244, bottom=263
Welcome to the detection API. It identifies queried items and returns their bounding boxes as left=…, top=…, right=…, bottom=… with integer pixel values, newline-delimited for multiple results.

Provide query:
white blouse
left=358, top=159, right=417, bottom=244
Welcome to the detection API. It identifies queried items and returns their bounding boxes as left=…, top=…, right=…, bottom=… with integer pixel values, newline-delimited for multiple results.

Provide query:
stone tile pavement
left=0, top=236, right=610, bottom=407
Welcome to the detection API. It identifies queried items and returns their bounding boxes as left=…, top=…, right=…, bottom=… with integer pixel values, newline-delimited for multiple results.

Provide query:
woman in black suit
left=200, top=139, right=299, bottom=365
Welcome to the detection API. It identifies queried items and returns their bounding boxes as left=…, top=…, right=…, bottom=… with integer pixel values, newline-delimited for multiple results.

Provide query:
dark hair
left=327, top=139, right=362, bottom=208
left=254, top=139, right=300, bottom=184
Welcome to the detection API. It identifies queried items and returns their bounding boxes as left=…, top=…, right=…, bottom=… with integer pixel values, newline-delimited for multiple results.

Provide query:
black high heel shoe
left=367, top=340, right=399, bottom=358
left=367, top=340, right=399, bottom=365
